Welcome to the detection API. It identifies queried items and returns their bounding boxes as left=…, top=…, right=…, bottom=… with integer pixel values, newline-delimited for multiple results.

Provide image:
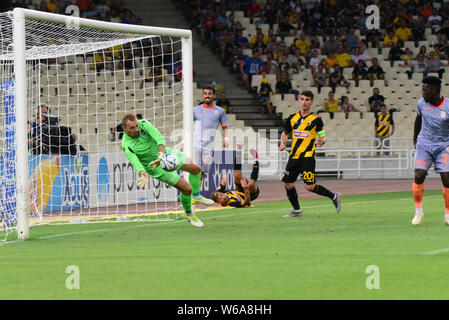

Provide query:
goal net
left=0, top=8, right=194, bottom=240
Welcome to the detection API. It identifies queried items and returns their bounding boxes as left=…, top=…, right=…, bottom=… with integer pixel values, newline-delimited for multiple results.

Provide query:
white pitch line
left=421, top=247, right=449, bottom=255
left=0, top=194, right=442, bottom=246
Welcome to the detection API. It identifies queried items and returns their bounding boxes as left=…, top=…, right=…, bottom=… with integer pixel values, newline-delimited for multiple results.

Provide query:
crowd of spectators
left=176, top=0, right=449, bottom=117
left=5, top=0, right=143, bottom=25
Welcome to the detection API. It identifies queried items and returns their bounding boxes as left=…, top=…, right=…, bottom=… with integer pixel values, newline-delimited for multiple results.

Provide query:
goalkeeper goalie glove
left=137, top=171, right=149, bottom=189
left=148, top=152, right=165, bottom=170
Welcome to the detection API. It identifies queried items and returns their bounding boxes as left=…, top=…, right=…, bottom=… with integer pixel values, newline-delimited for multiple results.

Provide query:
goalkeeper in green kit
left=121, top=113, right=212, bottom=228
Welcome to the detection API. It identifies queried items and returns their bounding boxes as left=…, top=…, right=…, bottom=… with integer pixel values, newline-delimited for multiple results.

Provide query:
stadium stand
left=173, top=0, right=449, bottom=150
left=4, top=0, right=449, bottom=153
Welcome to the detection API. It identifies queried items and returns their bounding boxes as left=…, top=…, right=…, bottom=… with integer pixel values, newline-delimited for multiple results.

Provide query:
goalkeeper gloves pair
left=137, top=152, right=164, bottom=190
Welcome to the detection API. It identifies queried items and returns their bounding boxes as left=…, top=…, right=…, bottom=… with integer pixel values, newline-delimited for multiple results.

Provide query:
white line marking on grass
left=0, top=194, right=441, bottom=246
left=421, top=247, right=449, bottom=255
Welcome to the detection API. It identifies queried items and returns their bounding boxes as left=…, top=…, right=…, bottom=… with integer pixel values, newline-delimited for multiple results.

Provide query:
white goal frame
left=11, top=8, right=194, bottom=240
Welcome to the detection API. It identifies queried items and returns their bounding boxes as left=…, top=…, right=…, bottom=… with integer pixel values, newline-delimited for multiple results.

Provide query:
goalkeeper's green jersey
left=121, top=119, right=166, bottom=173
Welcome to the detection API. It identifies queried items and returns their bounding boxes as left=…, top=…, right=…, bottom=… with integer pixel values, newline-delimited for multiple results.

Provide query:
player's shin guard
left=250, top=161, right=259, bottom=181
left=189, top=173, right=201, bottom=197
left=286, top=187, right=300, bottom=211
left=180, top=193, right=192, bottom=214
left=443, top=187, right=449, bottom=214
left=413, top=182, right=424, bottom=210
left=312, top=184, right=335, bottom=199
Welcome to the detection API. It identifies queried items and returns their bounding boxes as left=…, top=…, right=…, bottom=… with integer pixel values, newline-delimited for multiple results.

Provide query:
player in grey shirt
left=412, top=76, right=449, bottom=226
left=193, top=86, right=229, bottom=175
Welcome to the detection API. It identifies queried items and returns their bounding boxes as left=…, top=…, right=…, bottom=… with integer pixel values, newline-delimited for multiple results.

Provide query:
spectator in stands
left=329, top=64, right=350, bottom=92
left=403, top=0, right=420, bottom=15
left=240, top=50, right=264, bottom=93
left=201, top=10, right=218, bottom=45
left=340, top=95, right=362, bottom=119
left=258, top=77, right=273, bottom=115
left=345, top=28, right=359, bottom=52
left=383, top=29, right=399, bottom=48
left=351, top=46, right=368, bottom=65
left=264, top=52, right=280, bottom=76
left=221, top=33, right=236, bottom=67
left=321, top=34, right=339, bottom=56
left=417, top=45, right=428, bottom=59
left=250, top=28, right=264, bottom=49
left=334, top=44, right=352, bottom=69
left=277, top=15, right=295, bottom=38
left=109, top=9, right=122, bottom=23
left=44, top=0, right=59, bottom=13
left=352, top=60, right=369, bottom=87
left=275, top=71, right=293, bottom=96
left=313, top=63, right=328, bottom=94
left=216, top=91, right=233, bottom=114
left=411, top=16, right=426, bottom=45
left=94, top=50, right=114, bottom=73
left=323, top=52, right=338, bottom=73
left=388, top=40, right=406, bottom=66
left=324, top=91, right=339, bottom=119
left=231, top=46, right=247, bottom=74
left=145, top=66, right=165, bottom=87
left=278, top=54, right=290, bottom=74
left=234, top=29, right=250, bottom=48
left=246, top=0, right=262, bottom=21
left=428, top=7, right=442, bottom=32
left=424, top=51, right=448, bottom=79
left=77, top=0, right=93, bottom=14
left=367, top=57, right=385, bottom=86
left=437, top=19, right=449, bottom=42
left=368, top=88, right=386, bottom=114
left=395, top=19, right=413, bottom=42
left=96, top=0, right=110, bottom=20
left=308, top=49, right=323, bottom=73
left=401, top=53, right=427, bottom=79
left=374, top=104, right=394, bottom=156
left=295, top=32, right=310, bottom=55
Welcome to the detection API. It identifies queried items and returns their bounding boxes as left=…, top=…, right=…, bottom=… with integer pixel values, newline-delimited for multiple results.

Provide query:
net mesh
left=0, top=11, right=194, bottom=235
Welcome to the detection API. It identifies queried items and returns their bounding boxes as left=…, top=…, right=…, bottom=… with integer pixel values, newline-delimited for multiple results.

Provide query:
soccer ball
left=160, top=153, right=178, bottom=172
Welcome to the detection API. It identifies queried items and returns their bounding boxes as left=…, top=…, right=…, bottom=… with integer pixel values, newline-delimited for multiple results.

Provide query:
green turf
left=1, top=190, right=449, bottom=300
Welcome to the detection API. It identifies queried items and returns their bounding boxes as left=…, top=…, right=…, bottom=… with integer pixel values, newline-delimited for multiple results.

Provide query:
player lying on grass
left=210, top=149, right=260, bottom=208
left=121, top=113, right=213, bottom=228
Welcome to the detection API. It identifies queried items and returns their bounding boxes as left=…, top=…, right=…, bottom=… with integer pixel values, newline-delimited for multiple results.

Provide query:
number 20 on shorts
left=302, top=171, right=315, bottom=183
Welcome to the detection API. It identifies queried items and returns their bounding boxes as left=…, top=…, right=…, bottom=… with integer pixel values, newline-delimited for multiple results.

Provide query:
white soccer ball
left=161, top=153, right=178, bottom=171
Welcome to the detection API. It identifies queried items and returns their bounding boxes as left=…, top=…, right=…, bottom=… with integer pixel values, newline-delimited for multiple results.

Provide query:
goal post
left=1, top=8, right=194, bottom=240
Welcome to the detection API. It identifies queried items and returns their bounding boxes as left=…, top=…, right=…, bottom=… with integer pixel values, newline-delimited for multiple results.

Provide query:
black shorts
left=281, top=157, right=316, bottom=184
left=236, top=179, right=260, bottom=201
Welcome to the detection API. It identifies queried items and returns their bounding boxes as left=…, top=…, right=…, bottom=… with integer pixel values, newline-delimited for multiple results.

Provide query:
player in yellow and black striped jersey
left=211, top=150, right=260, bottom=208
left=374, top=104, right=395, bottom=155
left=279, top=90, right=342, bottom=217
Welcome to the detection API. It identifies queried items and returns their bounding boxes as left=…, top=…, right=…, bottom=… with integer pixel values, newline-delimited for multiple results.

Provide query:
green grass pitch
left=1, top=190, right=449, bottom=300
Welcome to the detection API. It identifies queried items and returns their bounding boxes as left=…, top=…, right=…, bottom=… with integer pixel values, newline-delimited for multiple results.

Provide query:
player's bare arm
left=413, top=114, right=422, bottom=147
left=279, top=131, right=288, bottom=151
left=222, top=126, right=228, bottom=147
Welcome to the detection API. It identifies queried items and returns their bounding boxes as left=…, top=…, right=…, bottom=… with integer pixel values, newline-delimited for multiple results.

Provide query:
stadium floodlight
left=0, top=8, right=193, bottom=240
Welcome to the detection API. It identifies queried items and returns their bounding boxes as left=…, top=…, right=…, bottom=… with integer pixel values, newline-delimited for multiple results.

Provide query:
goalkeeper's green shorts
left=146, top=147, right=187, bottom=186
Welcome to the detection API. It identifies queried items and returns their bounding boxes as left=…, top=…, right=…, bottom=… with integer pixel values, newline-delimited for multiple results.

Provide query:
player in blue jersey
left=412, top=76, right=449, bottom=226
